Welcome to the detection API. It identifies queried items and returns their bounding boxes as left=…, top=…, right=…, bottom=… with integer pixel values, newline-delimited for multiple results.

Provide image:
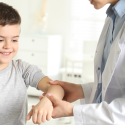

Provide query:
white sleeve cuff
left=80, top=83, right=93, bottom=104
left=73, top=105, right=84, bottom=125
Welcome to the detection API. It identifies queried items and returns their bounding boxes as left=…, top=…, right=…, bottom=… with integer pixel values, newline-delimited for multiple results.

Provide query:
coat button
left=98, top=67, right=100, bottom=70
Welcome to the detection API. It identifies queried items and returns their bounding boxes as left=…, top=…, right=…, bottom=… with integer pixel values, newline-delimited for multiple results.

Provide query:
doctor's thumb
left=47, top=93, right=58, bottom=107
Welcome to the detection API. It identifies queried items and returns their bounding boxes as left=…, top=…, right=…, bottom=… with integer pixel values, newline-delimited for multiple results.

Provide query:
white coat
left=73, top=17, right=125, bottom=125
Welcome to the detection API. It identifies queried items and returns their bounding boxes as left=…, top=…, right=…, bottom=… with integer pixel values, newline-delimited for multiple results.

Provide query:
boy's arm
left=37, top=77, right=64, bottom=99
left=40, top=80, right=85, bottom=103
left=27, top=77, right=64, bottom=124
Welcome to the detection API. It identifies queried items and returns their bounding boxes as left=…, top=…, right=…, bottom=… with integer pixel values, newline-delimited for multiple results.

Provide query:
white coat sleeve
left=73, top=98, right=125, bottom=125
left=80, top=83, right=93, bottom=104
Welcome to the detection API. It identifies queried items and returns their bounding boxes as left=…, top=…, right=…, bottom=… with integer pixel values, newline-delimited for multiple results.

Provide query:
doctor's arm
left=73, top=98, right=125, bottom=125
left=73, top=83, right=125, bottom=125
left=43, top=81, right=125, bottom=125
left=45, top=94, right=125, bottom=125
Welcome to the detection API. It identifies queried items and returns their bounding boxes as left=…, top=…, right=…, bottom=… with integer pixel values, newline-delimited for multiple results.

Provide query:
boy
left=41, top=0, right=125, bottom=124
left=0, top=2, right=64, bottom=125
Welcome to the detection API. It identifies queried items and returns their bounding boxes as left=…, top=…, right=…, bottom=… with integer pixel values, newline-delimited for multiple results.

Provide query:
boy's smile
left=0, top=24, right=20, bottom=70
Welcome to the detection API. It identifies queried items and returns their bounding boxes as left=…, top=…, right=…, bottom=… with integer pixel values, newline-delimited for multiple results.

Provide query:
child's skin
left=40, top=0, right=120, bottom=118
left=0, top=24, right=64, bottom=124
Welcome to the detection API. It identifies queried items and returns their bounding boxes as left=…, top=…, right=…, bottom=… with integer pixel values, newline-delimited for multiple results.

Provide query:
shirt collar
left=106, top=0, right=125, bottom=18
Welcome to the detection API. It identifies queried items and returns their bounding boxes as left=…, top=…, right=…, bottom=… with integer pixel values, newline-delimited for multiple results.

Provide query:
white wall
left=45, top=0, right=71, bottom=58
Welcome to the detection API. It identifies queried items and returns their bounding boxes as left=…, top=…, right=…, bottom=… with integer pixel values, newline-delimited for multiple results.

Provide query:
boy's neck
left=0, top=63, right=9, bottom=70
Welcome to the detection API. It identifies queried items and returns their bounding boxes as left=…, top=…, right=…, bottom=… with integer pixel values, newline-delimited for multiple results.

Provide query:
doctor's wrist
left=77, top=84, right=84, bottom=99
left=67, top=103, right=74, bottom=116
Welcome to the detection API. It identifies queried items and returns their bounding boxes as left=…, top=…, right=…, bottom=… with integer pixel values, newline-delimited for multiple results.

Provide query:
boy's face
left=90, top=0, right=119, bottom=9
left=0, top=24, right=20, bottom=68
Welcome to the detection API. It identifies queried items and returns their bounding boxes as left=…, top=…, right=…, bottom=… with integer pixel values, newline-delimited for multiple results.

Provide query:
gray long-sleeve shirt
left=0, top=59, right=46, bottom=125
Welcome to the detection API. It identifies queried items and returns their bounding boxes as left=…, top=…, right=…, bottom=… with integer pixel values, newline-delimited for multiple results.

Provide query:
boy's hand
left=26, top=96, right=53, bottom=124
left=40, top=80, right=84, bottom=103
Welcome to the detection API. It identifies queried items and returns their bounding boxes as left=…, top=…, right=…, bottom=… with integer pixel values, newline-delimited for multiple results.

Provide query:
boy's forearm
left=37, top=77, right=64, bottom=99
left=46, top=85, right=64, bottom=99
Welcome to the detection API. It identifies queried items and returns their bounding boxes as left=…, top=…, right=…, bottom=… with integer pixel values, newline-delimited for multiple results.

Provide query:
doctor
left=40, top=0, right=125, bottom=124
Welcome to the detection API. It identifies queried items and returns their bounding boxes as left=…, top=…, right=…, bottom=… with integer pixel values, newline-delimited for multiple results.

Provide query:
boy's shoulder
left=11, top=59, right=32, bottom=71
left=11, top=59, right=40, bottom=72
left=12, top=59, right=28, bottom=66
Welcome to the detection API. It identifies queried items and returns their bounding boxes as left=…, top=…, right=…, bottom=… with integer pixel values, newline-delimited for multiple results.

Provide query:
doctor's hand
left=40, top=80, right=84, bottom=103
left=47, top=93, right=74, bottom=118
left=26, top=96, right=53, bottom=124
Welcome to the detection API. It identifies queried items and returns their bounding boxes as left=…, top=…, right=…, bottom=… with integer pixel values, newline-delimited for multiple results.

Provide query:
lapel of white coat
left=94, top=17, right=111, bottom=74
left=89, top=17, right=111, bottom=103
left=102, top=21, right=125, bottom=101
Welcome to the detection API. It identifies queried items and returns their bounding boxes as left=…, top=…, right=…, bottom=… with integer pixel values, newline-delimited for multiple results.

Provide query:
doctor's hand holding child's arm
left=38, top=80, right=85, bottom=118
left=40, top=80, right=84, bottom=103
left=47, top=93, right=74, bottom=118
left=26, top=78, right=64, bottom=124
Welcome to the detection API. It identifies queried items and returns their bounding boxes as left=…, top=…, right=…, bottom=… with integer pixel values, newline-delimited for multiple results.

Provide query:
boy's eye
left=0, top=40, right=3, bottom=42
left=12, top=40, right=18, bottom=42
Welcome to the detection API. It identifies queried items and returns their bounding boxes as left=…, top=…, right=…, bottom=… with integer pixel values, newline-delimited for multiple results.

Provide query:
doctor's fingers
left=49, top=80, right=64, bottom=87
left=47, top=94, right=59, bottom=107
left=39, top=93, right=46, bottom=100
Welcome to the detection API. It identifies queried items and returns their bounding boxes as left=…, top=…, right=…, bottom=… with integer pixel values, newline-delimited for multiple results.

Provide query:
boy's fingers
left=37, top=111, right=43, bottom=124
left=26, top=109, right=33, bottom=120
left=42, top=113, right=47, bottom=123
left=47, top=111, right=52, bottom=121
left=32, top=110, right=38, bottom=124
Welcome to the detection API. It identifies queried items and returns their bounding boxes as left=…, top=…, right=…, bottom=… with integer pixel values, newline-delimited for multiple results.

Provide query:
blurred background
left=0, top=0, right=109, bottom=125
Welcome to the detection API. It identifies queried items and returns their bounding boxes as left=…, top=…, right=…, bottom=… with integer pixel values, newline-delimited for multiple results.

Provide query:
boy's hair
left=0, top=2, right=21, bottom=26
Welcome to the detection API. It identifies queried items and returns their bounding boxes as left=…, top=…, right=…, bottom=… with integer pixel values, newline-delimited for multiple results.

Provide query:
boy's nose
left=3, top=41, right=11, bottom=49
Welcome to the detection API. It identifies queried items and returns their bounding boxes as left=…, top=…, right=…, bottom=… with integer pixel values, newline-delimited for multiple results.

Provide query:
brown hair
left=0, top=2, right=21, bottom=26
